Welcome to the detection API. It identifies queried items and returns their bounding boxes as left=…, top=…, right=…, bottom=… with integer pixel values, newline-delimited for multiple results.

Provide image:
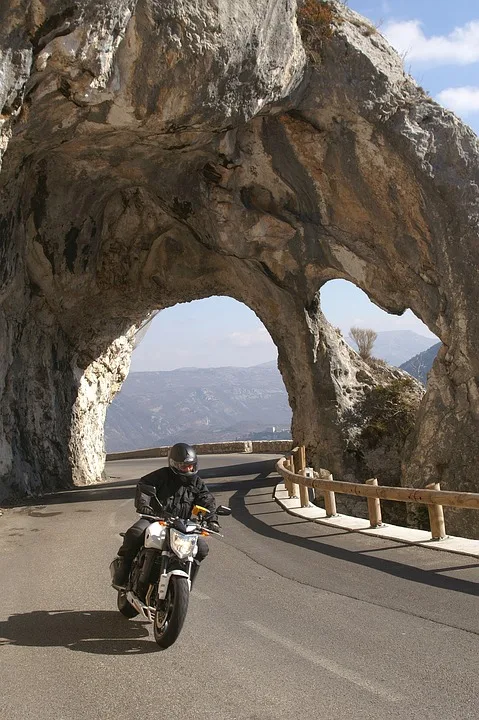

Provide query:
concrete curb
left=274, top=483, right=479, bottom=559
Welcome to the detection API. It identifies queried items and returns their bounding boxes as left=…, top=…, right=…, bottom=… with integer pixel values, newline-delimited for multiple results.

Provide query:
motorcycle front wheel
left=153, top=576, right=189, bottom=649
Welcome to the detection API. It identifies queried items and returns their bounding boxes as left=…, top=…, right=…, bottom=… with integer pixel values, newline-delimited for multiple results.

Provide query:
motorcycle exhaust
left=126, top=590, right=155, bottom=622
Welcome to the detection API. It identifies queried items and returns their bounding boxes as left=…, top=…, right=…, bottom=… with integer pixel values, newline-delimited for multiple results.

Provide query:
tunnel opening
left=104, top=297, right=292, bottom=454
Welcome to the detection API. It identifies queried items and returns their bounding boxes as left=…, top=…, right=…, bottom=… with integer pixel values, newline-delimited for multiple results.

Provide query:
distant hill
left=400, top=342, right=441, bottom=385
left=106, top=331, right=440, bottom=452
left=348, top=330, right=438, bottom=366
left=105, top=362, right=292, bottom=452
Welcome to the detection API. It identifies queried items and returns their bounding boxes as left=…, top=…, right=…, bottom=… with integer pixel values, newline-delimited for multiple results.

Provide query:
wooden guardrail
left=277, top=447, right=479, bottom=540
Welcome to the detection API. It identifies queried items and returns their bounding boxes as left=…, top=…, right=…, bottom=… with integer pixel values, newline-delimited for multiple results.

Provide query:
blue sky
left=350, top=0, right=479, bottom=122
left=130, top=0, right=478, bottom=372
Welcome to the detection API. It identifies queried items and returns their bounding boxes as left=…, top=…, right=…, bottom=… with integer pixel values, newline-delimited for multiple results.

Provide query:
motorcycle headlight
left=170, top=529, right=198, bottom=559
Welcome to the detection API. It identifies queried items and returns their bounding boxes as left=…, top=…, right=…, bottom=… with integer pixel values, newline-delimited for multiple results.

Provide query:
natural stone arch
left=48, top=182, right=365, bottom=494
left=0, top=2, right=478, bottom=537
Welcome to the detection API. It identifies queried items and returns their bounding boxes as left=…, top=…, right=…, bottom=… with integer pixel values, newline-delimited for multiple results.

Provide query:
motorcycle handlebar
left=138, top=512, right=223, bottom=536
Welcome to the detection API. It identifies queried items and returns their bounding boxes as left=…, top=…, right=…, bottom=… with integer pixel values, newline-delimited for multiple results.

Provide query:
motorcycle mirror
left=216, top=505, right=232, bottom=516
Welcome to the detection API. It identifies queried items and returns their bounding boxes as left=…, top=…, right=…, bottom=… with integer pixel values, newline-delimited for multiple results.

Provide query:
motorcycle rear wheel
left=153, top=576, right=189, bottom=648
left=117, top=589, right=139, bottom=618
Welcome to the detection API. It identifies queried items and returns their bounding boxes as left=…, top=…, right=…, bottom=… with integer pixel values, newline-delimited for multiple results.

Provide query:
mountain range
left=349, top=329, right=438, bottom=367
left=105, top=361, right=291, bottom=452
left=105, top=330, right=439, bottom=452
left=399, top=342, right=441, bottom=385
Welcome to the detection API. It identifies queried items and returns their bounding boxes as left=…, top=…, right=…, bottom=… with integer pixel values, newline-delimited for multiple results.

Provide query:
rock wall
left=0, top=1, right=478, bottom=536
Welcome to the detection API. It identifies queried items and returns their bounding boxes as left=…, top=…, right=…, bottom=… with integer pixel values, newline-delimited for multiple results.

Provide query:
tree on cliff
left=349, top=327, right=377, bottom=360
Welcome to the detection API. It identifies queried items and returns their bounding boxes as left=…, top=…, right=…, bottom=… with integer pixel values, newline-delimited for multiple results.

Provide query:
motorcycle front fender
left=157, top=569, right=191, bottom=600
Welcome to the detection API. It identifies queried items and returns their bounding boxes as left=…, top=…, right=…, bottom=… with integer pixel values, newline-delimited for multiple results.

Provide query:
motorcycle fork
left=157, top=553, right=192, bottom=600
left=160, top=552, right=169, bottom=574
left=143, top=550, right=163, bottom=609
left=156, top=551, right=172, bottom=601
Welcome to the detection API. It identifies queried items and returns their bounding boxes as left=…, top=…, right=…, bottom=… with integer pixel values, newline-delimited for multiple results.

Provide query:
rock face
left=1, top=1, right=478, bottom=537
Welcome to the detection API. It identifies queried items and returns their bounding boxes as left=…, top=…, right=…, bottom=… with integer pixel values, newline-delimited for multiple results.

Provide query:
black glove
left=207, top=520, right=220, bottom=533
left=139, top=505, right=152, bottom=516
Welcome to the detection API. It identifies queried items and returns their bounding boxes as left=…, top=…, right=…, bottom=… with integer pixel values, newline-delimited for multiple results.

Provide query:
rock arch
left=1, top=2, right=478, bottom=536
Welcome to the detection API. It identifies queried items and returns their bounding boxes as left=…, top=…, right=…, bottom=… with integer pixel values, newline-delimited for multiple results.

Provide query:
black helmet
left=168, top=443, right=198, bottom=484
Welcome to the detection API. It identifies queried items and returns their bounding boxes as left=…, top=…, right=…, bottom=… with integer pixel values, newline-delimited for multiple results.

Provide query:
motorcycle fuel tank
left=145, top=521, right=167, bottom=550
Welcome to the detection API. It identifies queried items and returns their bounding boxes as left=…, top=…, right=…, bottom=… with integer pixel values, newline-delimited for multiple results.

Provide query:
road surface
left=1, top=454, right=478, bottom=719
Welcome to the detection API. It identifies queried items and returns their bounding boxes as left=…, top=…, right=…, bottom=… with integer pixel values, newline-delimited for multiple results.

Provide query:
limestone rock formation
left=1, top=1, right=478, bottom=537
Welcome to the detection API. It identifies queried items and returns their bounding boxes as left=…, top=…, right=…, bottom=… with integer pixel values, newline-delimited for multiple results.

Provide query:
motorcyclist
left=111, top=442, right=219, bottom=589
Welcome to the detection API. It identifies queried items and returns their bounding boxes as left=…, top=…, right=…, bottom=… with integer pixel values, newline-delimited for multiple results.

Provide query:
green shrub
left=355, top=378, right=419, bottom=449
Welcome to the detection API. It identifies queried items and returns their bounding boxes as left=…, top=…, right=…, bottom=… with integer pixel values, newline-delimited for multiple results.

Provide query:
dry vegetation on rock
left=297, top=0, right=338, bottom=59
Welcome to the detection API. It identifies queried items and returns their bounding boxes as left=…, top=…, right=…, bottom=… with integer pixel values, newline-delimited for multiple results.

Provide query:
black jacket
left=136, top=466, right=217, bottom=522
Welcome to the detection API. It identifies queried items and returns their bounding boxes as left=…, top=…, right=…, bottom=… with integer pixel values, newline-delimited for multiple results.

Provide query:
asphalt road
left=1, top=454, right=478, bottom=720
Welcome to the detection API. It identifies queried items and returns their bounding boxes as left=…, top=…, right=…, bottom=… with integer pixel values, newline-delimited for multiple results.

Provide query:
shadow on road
left=7, top=460, right=278, bottom=507
left=5, top=461, right=477, bottom=604
left=201, top=459, right=278, bottom=480
left=227, top=471, right=479, bottom=602
left=0, top=610, right=162, bottom=655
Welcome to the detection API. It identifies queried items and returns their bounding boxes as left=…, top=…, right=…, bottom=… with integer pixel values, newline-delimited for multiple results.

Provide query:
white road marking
left=193, top=591, right=210, bottom=600
left=243, top=620, right=402, bottom=703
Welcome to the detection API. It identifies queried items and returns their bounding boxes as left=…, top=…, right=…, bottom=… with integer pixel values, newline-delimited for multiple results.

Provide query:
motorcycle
left=110, top=487, right=231, bottom=649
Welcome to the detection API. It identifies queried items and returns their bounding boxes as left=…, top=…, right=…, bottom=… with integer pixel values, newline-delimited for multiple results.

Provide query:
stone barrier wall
left=106, top=440, right=293, bottom=462
left=250, top=440, right=292, bottom=453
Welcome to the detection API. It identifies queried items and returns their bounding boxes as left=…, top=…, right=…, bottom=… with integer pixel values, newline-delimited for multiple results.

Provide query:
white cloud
left=436, top=86, right=479, bottom=116
left=228, top=327, right=271, bottom=348
left=383, top=19, right=479, bottom=65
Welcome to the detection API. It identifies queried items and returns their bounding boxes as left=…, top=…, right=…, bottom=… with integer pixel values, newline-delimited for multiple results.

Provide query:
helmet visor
left=171, top=459, right=197, bottom=475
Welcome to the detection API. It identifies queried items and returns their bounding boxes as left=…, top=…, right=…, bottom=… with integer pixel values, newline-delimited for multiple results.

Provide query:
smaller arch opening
left=319, top=279, right=441, bottom=526
left=105, top=297, right=292, bottom=452
left=321, top=279, right=440, bottom=374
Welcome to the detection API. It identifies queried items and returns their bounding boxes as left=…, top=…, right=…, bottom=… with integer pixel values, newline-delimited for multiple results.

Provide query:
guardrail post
left=299, top=485, right=310, bottom=507
left=299, top=480, right=310, bottom=508
left=366, top=478, right=384, bottom=528
left=295, top=446, right=310, bottom=507
left=298, top=445, right=306, bottom=472
left=315, top=472, right=337, bottom=517
left=284, top=458, right=293, bottom=497
left=290, top=453, right=300, bottom=499
left=324, top=489, right=337, bottom=517
left=285, top=457, right=296, bottom=498
left=426, top=483, right=447, bottom=540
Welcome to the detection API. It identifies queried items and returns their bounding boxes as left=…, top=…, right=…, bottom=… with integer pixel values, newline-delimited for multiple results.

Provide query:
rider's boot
left=110, top=556, right=132, bottom=589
